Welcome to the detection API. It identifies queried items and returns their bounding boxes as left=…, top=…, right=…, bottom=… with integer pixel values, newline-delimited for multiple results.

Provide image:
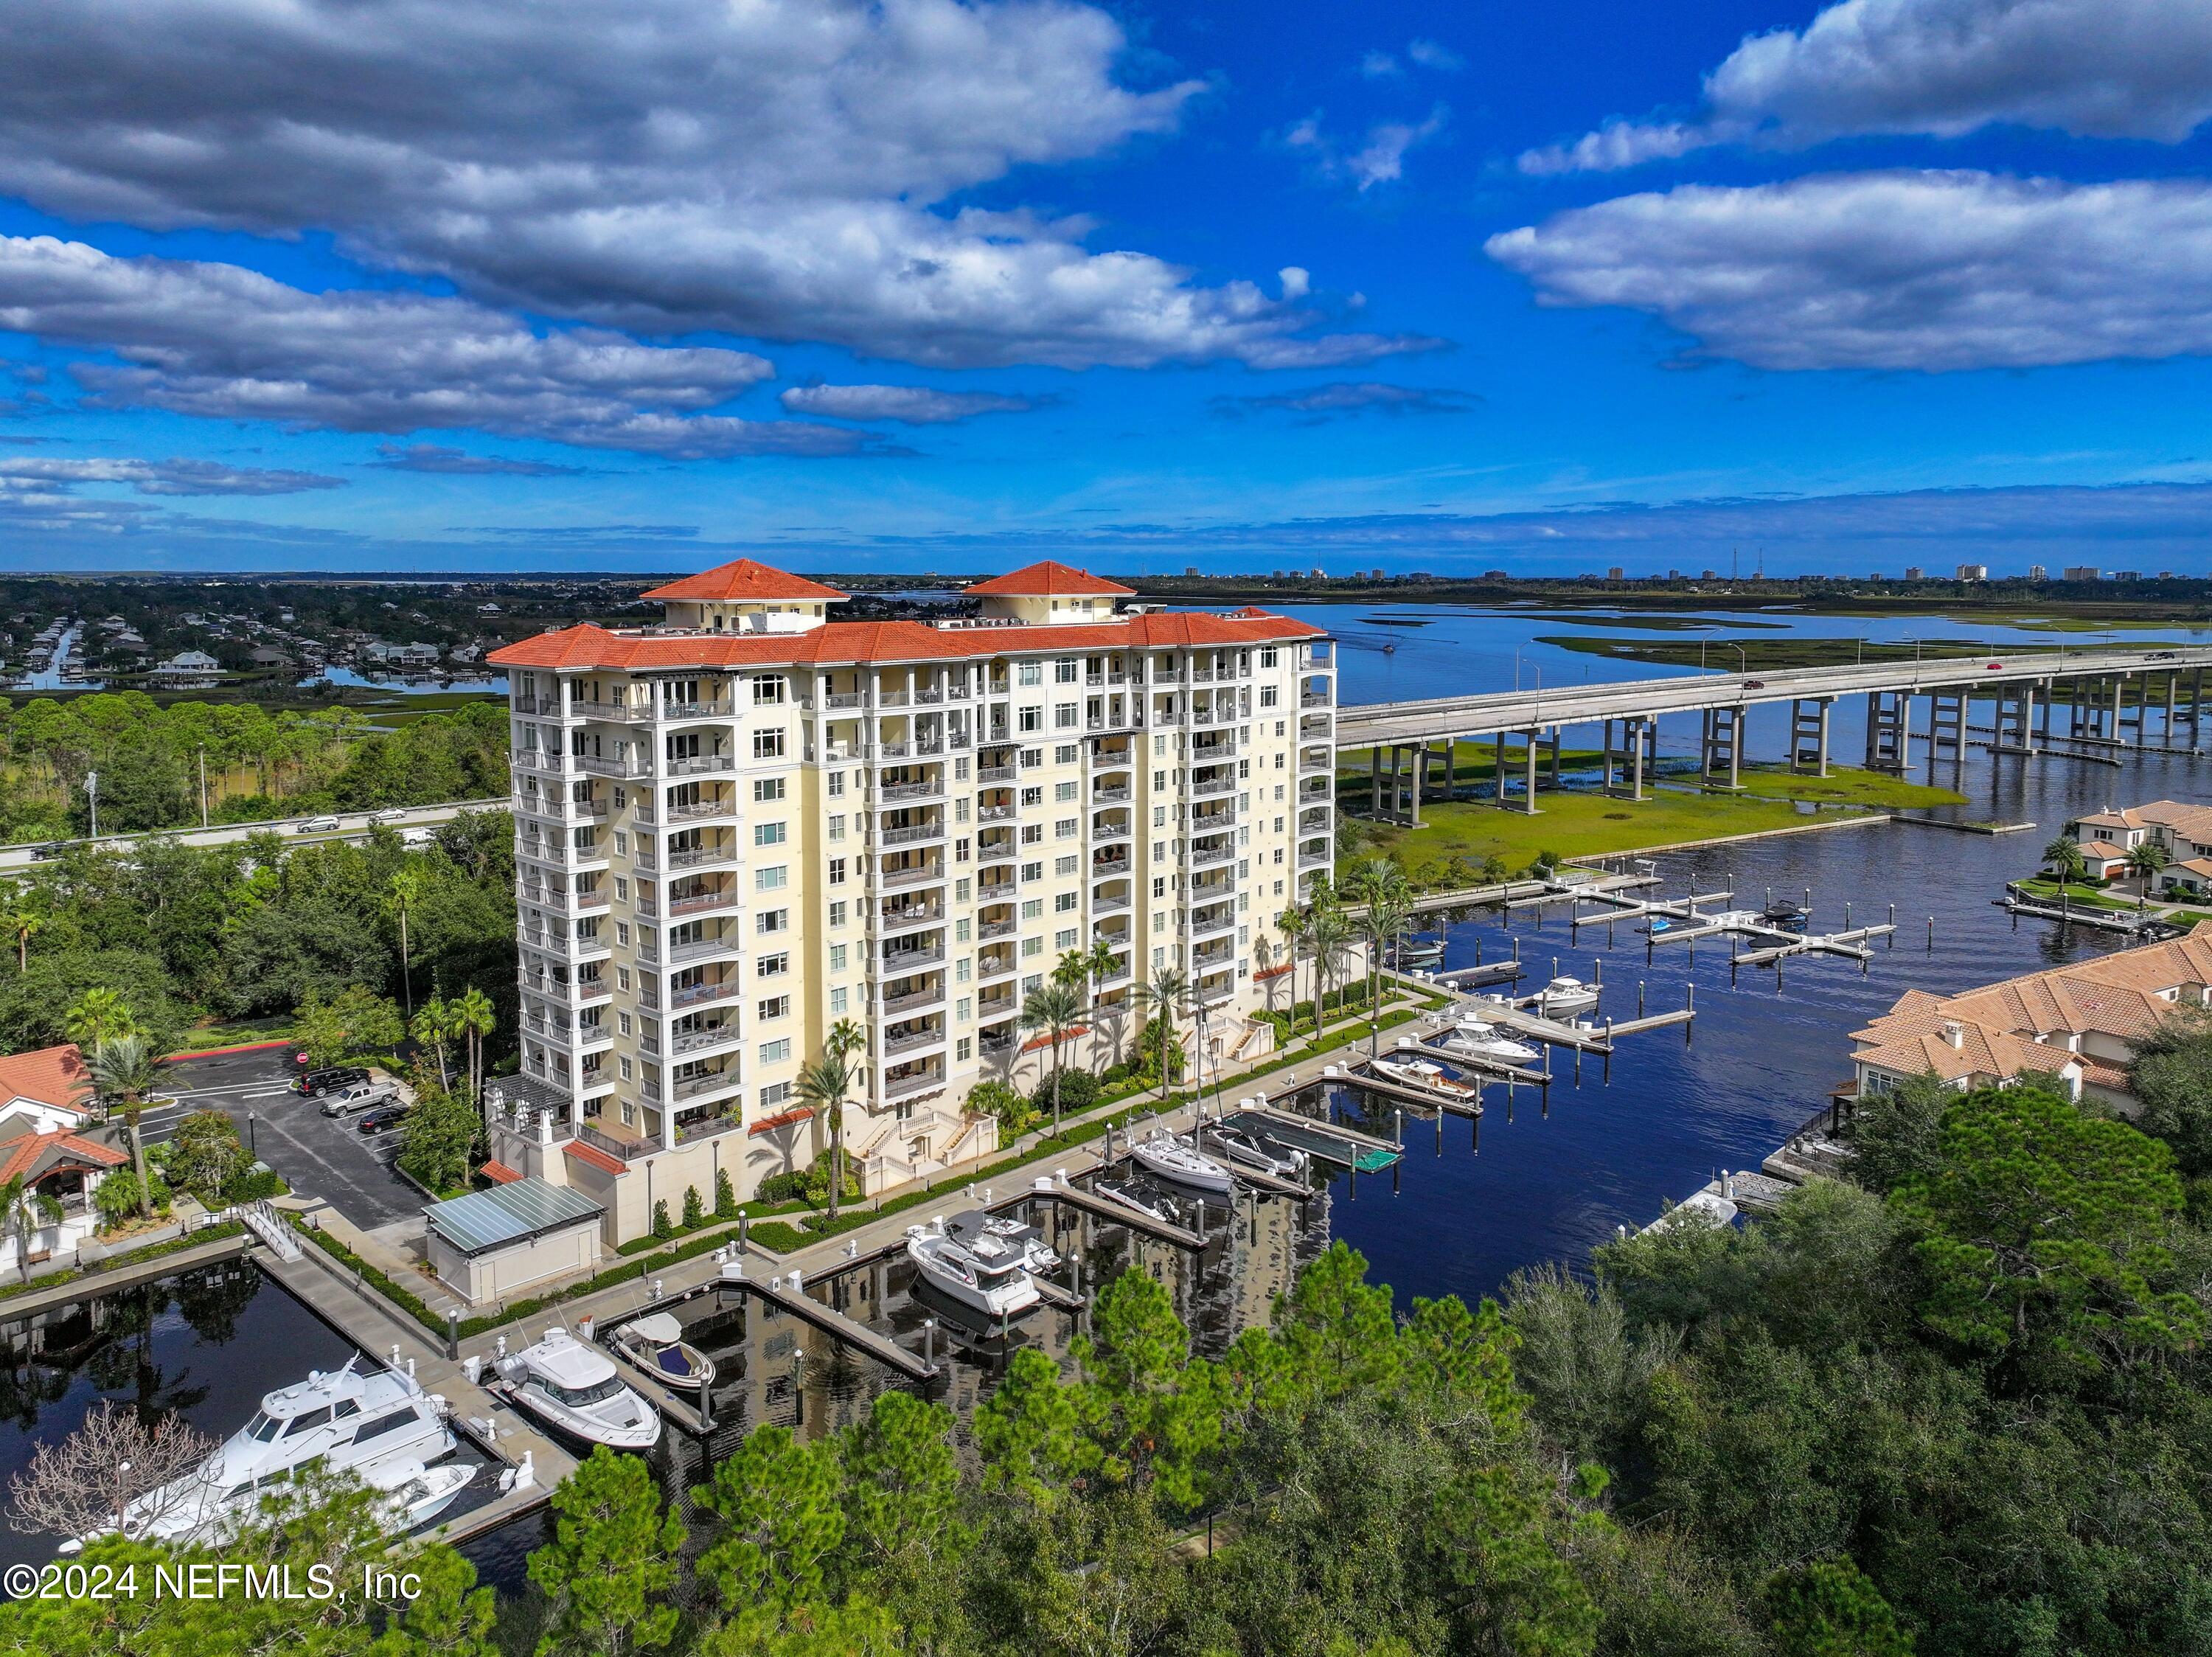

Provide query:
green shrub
left=969, top=1078, right=1037, bottom=1138
left=756, top=1170, right=808, bottom=1203
left=1032, top=1069, right=1101, bottom=1119
left=652, top=1199, right=672, bottom=1239
left=681, top=1184, right=704, bottom=1229
left=714, top=1169, right=737, bottom=1218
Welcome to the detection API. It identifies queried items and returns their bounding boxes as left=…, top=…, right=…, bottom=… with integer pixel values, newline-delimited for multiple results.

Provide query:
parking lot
left=151, top=1045, right=428, bottom=1230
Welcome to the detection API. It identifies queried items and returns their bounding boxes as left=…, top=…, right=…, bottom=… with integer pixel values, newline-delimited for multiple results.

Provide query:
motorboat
left=905, top=1214, right=1041, bottom=1318
left=1761, top=897, right=1809, bottom=931
left=1202, top=1122, right=1307, bottom=1179
left=1393, top=939, right=1445, bottom=968
left=1130, top=1128, right=1235, bottom=1195
left=1537, top=976, right=1599, bottom=1015
left=369, top=1459, right=476, bottom=1532
left=1092, top=1179, right=1182, bottom=1225
left=1436, top=1018, right=1541, bottom=1066
left=945, top=1209, right=1061, bottom=1274
left=495, top=1327, right=661, bottom=1450
left=1370, top=1054, right=1484, bottom=1101
left=608, top=1312, right=716, bottom=1393
left=68, top=1355, right=455, bottom=1549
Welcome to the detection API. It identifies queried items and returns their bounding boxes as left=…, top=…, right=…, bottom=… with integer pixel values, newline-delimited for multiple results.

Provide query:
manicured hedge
left=0, top=1220, right=248, bottom=1305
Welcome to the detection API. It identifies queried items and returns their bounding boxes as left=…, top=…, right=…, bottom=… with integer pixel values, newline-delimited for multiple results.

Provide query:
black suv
left=294, top=1064, right=370, bottom=1097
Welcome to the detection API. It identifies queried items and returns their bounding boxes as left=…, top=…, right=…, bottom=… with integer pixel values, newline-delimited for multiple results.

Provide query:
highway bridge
left=1327, top=644, right=2212, bottom=821
left=0, top=798, right=507, bottom=873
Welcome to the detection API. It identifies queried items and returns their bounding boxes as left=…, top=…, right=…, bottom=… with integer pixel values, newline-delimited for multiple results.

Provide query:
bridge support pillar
left=1493, top=733, right=1508, bottom=810
left=1601, top=718, right=1646, bottom=798
left=1406, top=743, right=1425, bottom=827
left=1865, top=690, right=1907, bottom=771
left=1788, top=698, right=1832, bottom=776
left=1700, top=706, right=1742, bottom=789
left=2163, top=673, right=2180, bottom=750
left=2193, top=669, right=2205, bottom=751
left=2119, top=675, right=2146, bottom=749
left=1520, top=731, right=1539, bottom=816
left=1928, top=689, right=1966, bottom=770
left=1369, top=746, right=1382, bottom=816
left=1995, top=682, right=2039, bottom=754
left=1545, top=728, right=1562, bottom=791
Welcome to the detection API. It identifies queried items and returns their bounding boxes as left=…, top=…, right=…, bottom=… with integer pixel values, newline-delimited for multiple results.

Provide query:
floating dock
left=1016, top=1172, right=1208, bottom=1250
left=1235, top=1099, right=1404, bottom=1168
left=1732, top=923, right=1897, bottom=968
left=717, top=1261, right=938, bottom=1380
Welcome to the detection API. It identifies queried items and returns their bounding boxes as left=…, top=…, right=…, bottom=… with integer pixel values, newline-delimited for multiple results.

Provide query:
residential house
left=0, top=1044, right=125, bottom=1272
left=1847, top=923, right=2212, bottom=1112
left=2062, top=802, right=2212, bottom=892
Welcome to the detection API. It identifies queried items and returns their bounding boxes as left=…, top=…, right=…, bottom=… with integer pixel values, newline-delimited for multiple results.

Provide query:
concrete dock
left=717, top=1261, right=939, bottom=1381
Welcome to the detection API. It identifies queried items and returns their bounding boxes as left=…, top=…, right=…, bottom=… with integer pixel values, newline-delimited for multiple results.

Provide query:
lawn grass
left=2011, top=877, right=2149, bottom=913
left=1731, top=765, right=1964, bottom=810
left=1349, top=786, right=1871, bottom=875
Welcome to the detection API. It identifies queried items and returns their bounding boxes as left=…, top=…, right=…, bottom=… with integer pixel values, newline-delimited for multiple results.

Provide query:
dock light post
left=247, top=1112, right=257, bottom=1158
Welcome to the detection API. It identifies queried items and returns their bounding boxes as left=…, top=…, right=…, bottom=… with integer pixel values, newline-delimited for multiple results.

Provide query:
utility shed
left=424, top=1177, right=603, bottom=1304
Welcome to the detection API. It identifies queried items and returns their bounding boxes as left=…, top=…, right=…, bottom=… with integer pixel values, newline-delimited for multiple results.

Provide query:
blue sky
left=1, top=0, right=2211, bottom=575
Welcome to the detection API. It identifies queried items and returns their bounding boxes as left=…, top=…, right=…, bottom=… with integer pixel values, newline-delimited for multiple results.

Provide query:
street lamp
left=247, top=1112, right=257, bottom=1159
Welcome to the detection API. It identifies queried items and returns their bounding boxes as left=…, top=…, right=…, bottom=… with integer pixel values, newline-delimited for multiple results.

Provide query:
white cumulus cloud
left=0, top=455, right=346, bottom=496
left=779, top=385, right=1037, bottom=425
left=0, top=0, right=1422, bottom=372
left=1486, top=170, right=2212, bottom=372
left=1287, top=105, right=1450, bottom=191
left=1520, top=0, right=2212, bottom=173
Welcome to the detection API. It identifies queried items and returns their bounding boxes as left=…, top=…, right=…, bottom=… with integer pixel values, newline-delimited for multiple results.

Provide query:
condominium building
left=483, top=559, right=1337, bottom=1243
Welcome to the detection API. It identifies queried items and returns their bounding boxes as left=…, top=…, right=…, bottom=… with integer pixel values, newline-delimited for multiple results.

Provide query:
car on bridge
left=296, top=814, right=341, bottom=833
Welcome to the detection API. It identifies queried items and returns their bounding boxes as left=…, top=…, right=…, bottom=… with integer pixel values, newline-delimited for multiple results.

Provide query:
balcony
left=1191, top=942, right=1233, bottom=969
left=1301, top=691, right=1332, bottom=708
left=661, top=698, right=737, bottom=720
left=977, top=951, right=1018, bottom=981
left=664, top=978, right=742, bottom=1012
left=658, top=841, right=742, bottom=872
left=1298, top=845, right=1332, bottom=869
left=662, top=752, right=737, bottom=778
left=876, top=821, right=946, bottom=849
left=877, top=900, right=944, bottom=934
left=1191, top=843, right=1235, bottom=869
left=1190, top=774, right=1234, bottom=799
left=666, top=1021, right=741, bottom=1057
left=977, top=878, right=1018, bottom=903
left=978, top=1001, right=1017, bottom=1031
left=880, top=779, right=943, bottom=802
left=666, top=796, right=738, bottom=824
left=1192, top=907, right=1237, bottom=939
left=674, top=1111, right=745, bottom=1145
left=978, top=802, right=1015, bottom=822
left=1090, top=816, right=1133, bottom=843
left=578, top=1120, right=657, bottom=1162
left=883, top=1064, right=946, bottom=1100
left=1299, top=778, right=1332, bottom=801
left=881, top=942, right=947, bottom=973
left=978, top=763, right=1018, bottom=782
left=1300, top=746, right=1332, bottom=772
left=879, top=982, right=946, bottom=1015
left=824, top=690, right=866, bottom=710
left=1091, top=892, right=1131, bottom=916
left=668, top=931, right=742, bottom=964
left=1090, top=851, right=1132, bottom=878
left=1091, top=747, right=1135, bottom=769
left=881, top=861, right=947, bottom=889
left=672, top=1066, right=742, bottom=1102
left=1190, top=807, right=1236, bottom=835
left=667, top=885, right=740, bottom=917
left=1091, top=784, right=1131, bottom=805
left=881, top=1023, right=947, bottom=1057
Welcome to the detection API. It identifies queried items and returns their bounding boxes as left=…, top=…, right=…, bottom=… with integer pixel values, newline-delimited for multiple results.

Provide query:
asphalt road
left=152, top=1046, right=428, bottom=1230
left=0, top=797, right=506, bottom=872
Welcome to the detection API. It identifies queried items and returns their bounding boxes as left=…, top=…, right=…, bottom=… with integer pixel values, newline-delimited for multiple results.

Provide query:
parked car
left=320, top=1081, right=397, bottom=1118
left=296, top=814, right=341, bottom=833
left=357, top=1104, right=411, bottom=1136
left=293, top=1063, right=370, bottom=1097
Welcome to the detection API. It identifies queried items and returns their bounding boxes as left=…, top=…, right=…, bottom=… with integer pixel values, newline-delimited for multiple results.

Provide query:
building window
left=1018, top=662, right=1043, bottom=687
left=1152, top=876, right=1167, bottom=897
left=760, top=1080, right=792, bottom=1108
left=754, top=821, right=787, bottom=847
left=1260, top=685, right=1279, bottom=707
left=830, top=986, right=848, bottom=1015
left=753, top=779, right=785, bottom=808
left=1055, top=659, right=1078, bottom=684
left=829, top=900, right=847, bottom=927
left=757, top=865, right=788, bottom=892
left=1056, top=781, right=1078, bottom=802
left=759, top=995, right=790, bottom=1021
left=1021, top=823, right=1043, bottom=844
left=827, top=771, right=844, bottom=798
left=956, top=997, right=971, bottom=1022
left=955, top=917, right=971, bottom=942
left=1055, top=817, right=1078, bottom=838
left=957, top=1037, right=973, bottom=1062
left=955, top=878, right=971, bottom=903
left=1055, top=855, right=1077, bottom=877
left=751, top=674, right=786, bottom=705
left=1020, top=706, right=1042, bottom=732
left=1022, top=973, right=1043, bottom=993
left=759, top=951, right=790, bottom=976
left=1020, top=786, right=1043, bottom=807
left=1154, top=805, right=1167, bottom=827
left=1056, top=928, right=1078, bottom=950
left=1021, top=861, right=1043, bottom=882
left=760, top=1038, right=793, bottom=1066
left=1022, top=937, right=1043, bottom=957
left=956, top=958, right=971, bottom=982
left=828, top=815, right=844, bottom=841
left=830, top=944, right=846, bottom=973
left=619, top=1057, right=633, bottom=1080
left=753, top=729, right=787, bottom=760
left=1054, top=703, right=1077, bottom=728
left=828, top=858, right=846, bottom=886
left=1020, top=747, right=1043, bottom=767
left=1055, top=891, right=1077, bottom=912
left=1262, top=647, right=1278, bottom=667
left=1022, top=899, right=1043, bottom=920
left=758, top=909, right=790, bottom=934
left=1056, top=743, right=1079, bottom=765
left=613, top=923, right=629, bottom=946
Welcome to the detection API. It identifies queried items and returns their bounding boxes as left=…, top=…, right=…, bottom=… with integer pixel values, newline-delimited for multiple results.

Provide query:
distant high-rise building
left=1666, top=569, right=1681, bottom=580
left=1700, top=569, right=1717, bottom=580
left=2114, top=570, right=2142, bottom=581
left=1370, top=569, right=1385, bottom=582
left=2028, top=565, right=2048, bottom=581
left=1185, top=566, right=1200, bottom=577
left=1606, top=566, right=1625, bottom=580
left=2063, top=566, right=2101, bottom=581
left=1956, top=563, right=1988, bottom=581
left=1905, top=566, right=1924, bottom=580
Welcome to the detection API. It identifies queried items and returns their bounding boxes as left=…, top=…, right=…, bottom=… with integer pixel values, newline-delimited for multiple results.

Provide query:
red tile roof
left=749, top=1105, right=815, bottom=1136
left=0, top=1044, right=90, bottom=1118
left=490, top=608, right=1323, bottom=672
left=641, top=559, right=847, bottom=603
left=479, top=1160, right=522, bottom=1184
left=563, top=1139, right=626, bottom=1176
left=0, top=1125, right=125, bottom=1185
left=964, top=560, right=1135, bottom=597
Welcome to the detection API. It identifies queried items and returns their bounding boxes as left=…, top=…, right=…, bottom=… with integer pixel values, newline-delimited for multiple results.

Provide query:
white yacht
left=609, top=1313, right=716, bottom=1393
left=369, top=1459, right=476, bottom=1533
left=1202, top=1122, right=1308, bottom=1179
left=945, top=1209, right=1060, bottom=1275
left=905, top=1215, right=1041, bottom=1318
left=1371, top=1054, right=1484, bottom=1102
left=69, top=1356, right=455, bottom=1549
left=496, top=1327, right=661, bottom=1450
left=1436, top=1018, right=1541, bottom=1066
left=1537, top=976, right=1599, bottom=1015
left=1130, top=1128, right=1235, bottom=1195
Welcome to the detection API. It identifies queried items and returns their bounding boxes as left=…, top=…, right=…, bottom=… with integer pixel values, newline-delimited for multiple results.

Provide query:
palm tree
left=1020, top=980, right=1086, bottom=1138
left=0, top=897, right=42, bottom=972
left=1273, top=901, right=1309, bottom=1029
left=411, top=995, right=455, bottom=1089
left=85, top=1035, right=163, bottom=1221
left=1343, top=858, right=1413, bottom=1059
left=1305, top=906, right=1357, bottom=1046
left=64, top=987, right=138, bottom=1052
left=384, top=869, right=423, bottom=1017
left=2042, top=835, right=2088, bottom=888
left=2125, top=841, right=2172, bottom=909
left=795, top=1049, right=857, bottom=1221
left=1134, top=965, right=1189, bottom=1094
left=0, top=1172, right=60, bottom=1282
left=453, top=987, right=496, bottom=1105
